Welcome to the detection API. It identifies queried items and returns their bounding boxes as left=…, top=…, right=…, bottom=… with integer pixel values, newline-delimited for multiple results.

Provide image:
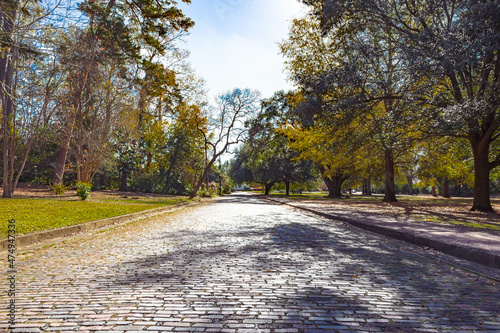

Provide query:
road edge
left=263, top=196, right=500, bottom=270
left=0, top=201, right=198, bottom=254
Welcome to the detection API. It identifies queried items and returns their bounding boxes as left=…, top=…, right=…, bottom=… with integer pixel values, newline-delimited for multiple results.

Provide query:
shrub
left=128, top=171, right=190, bottom=195
left=51, top=183, right=67, bottom=195
left=76, top=182, right=92, bottom=200
left=198, top=185, right=218, bottom=198
left=222, top=184, right=232, bottom=195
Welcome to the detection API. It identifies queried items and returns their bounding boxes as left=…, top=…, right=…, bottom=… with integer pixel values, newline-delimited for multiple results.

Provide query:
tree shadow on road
left=105, top=208, right=500, bottom=332
left=214, top=195, right=278, bottom=205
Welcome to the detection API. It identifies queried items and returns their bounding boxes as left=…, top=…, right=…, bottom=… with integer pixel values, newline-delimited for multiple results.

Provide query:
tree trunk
left=362, top=178, right=371, bottom=195
left=146, top=152, right=152, bottom=170
left=53, top=119, right=75, bottom=185
left=284, top=173, right=291, bottom=196
left=407, top=172, right=414, bottom=195
left=1, top=63, right=14, bottom=198
left=383, top=149, right=397, bottom=202
left=324, top=174, right=344, bottom=198
left=54, top=78, right=79, bottom=185
left=119, top=171, right=128, bottom=191
left=366, top=176, right=372, bottom=196
left=0, top=7, right=18, bottom=198
left=264, top=181, right=276, bottom=195
left=163, top=142, right=181, bottom=193
left=12, top=137, right=34, bottom=192
left=191, top=158, right=216, bottom=198
left=470, top=140, right=493, bottom=211
left=431, top=185, right=437, bottom=197
left=443, top=177, right=450, bottom=198
left=204, top=145, right=209, bottom=192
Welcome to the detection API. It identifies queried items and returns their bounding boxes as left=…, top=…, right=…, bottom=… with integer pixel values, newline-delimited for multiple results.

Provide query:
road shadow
left=294, top=197, right=500, bottom=229
left=103, top=196, right=500, bottom=331
left=214, top=195, right=276, bottom=205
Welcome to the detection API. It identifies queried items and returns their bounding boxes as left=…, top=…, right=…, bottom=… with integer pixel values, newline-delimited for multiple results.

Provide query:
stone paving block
left=192, top=323, right=224, bottom=328
left=78, top=326, right=104, bottom=331
left=2, top=195, right=500, bottom=333
left=111, top=326, right=145, bottom=331
left=44, top=327, right=78, bottom=331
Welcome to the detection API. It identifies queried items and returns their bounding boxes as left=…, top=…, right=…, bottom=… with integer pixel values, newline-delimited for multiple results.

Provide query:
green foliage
left=128, top=171, right=191, bottom=195
left=229, top=91, right=318, bottom=195
left=415, top=138, right=474, bottom=188
left=197, top=185, right=218, bottom=198
left=76, top=182, right=92, bottom=201
left=51, top=183, right=67, bottom=195
left=19, top=132, right=60, bottom=185
left=222, top=184, right=233, bottom=195
left=296, top=0, right=500, bottom=211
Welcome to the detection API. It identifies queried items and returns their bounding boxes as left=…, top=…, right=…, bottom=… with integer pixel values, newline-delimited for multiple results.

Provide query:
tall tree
left=281, top=14, right=421, bottom=200
left=0, top=1, right=19, bottom=197
left=191, top=88, right=260, bottom=198
left=1, top=0, right=65, bottom=197
left=303, top=0, right=500, bottom=211
left=229, top=144, right=256, bottom=189
left=246, top=92, right=317, bottom=195
left=416, top=137, right=474, bottom=198
left=53, top=0, right=194, bottom=186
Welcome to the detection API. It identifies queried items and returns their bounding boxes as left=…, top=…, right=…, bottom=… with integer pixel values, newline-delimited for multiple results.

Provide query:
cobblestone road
left=1, top=194, right=500, bottom=332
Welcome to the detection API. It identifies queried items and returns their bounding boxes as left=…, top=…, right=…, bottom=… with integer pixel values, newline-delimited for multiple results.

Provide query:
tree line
left=0, top=0, right=261, bottom=199
left=2, top=0, right=500, bottom=213
left=230, top=0, right=500, bottom=212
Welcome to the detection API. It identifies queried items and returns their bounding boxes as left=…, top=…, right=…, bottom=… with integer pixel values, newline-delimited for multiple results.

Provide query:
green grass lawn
left=0, top=196, right=191, bottom=238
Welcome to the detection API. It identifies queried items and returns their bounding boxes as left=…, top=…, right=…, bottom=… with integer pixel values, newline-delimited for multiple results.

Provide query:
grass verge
left=0, top=196, right=191, bottom=238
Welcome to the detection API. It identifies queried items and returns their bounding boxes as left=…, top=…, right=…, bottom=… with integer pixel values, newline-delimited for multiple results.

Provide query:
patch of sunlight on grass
left=0, top=197, right=192, bottom=238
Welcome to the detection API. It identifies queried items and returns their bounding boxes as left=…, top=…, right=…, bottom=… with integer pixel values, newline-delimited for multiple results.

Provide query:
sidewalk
left=264, top=196, right=500, bottom=271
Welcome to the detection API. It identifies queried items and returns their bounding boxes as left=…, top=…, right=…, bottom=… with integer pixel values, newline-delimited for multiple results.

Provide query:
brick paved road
left=1, top=194, right=500, bottom=332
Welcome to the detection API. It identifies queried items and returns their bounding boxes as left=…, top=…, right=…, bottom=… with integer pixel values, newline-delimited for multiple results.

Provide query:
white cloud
left=180, top=1, right=307, bottom=99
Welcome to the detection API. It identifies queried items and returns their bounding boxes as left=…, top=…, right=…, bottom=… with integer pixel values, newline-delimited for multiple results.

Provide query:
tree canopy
left=1, top=0, right=499, bottom=211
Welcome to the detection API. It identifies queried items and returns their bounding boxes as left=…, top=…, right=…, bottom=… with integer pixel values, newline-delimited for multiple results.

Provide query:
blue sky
left=178, top=1, right=307, bottom=99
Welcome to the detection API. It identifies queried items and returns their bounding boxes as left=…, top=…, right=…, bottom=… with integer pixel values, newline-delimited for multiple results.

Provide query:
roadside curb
left=263, top=197, right=500, bottom=270
left=1, top=201, right=198, bottom=253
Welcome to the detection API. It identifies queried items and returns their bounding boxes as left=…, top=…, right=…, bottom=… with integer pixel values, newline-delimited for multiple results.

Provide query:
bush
left=222, top=184, right=232, bottom=195
left=198, top=183, right=218, bottom=198
left=420, top=186, right=431, bottom=195
left=198, top=188, right=217, bottom=198
left=128, top=173, right=160, bottom=193
left=76, top=182, right=92, bottom=200
left=128, top=171, right=190, bottom=195
left=51, top=183, right=67, bottom=195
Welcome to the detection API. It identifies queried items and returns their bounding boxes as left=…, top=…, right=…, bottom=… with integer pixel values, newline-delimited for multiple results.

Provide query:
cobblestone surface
left=1, top=194, right=500, bottom=332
